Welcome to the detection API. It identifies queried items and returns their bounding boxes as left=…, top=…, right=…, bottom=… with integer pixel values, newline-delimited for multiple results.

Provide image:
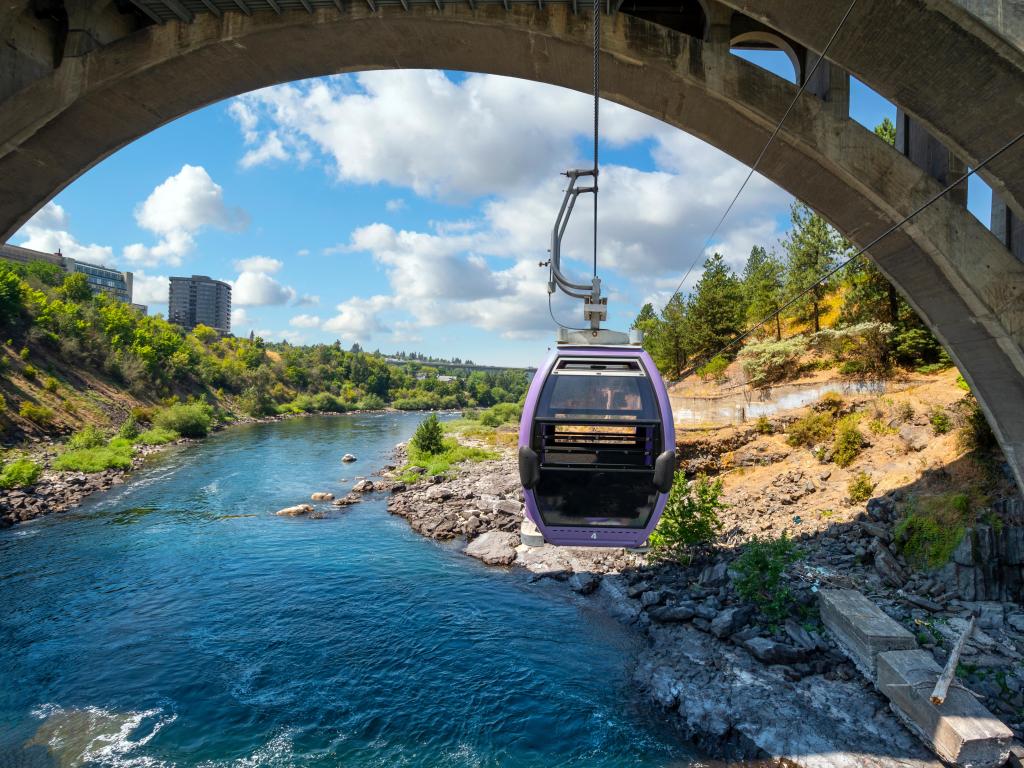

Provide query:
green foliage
left=117, top=415, right=140, bottom=441
left=732, top=532, right=803, bottom=622
left=18, top=347, right=29, bottom=361
left=848, top=471, right=875, bottom=503
left=687, top=254, right=746, bottom=362
left=832, top=415, right=865, bottom=468
left=955, top=375, right=970, bottom=392
left=696, top=355, right=730, bottom=382
left=54, top=439, right=134, bottom=472
left=738, top=337, right=806, bottom=387
left=153, top=402, right=213, bottom=438
left=894, top=494, right=973, bottom=570
left=816, top=391, right=845, bottom=416
left=135, top=427, right=179, bottom=446
left=0, top=263, right=27, bottom=325
left=812, top=322, right=894, bottom=375
left=649, top=473, right=726, bottom=561
left=478, top=401, right=521, bottom=427
left=59, top=273, right=93, bottom=302
left=955, top=396, right=996, bottom=454
left=67, top=425, right=107, bottom=450
left=754, top=416, right=773, bottom=434
left=0, top=457, right=42, bottom=489
left=874, top=117, right=896, bottom=146
left=18, top=401, right=53, bottom=425
left=131, top=406, right=156, bottom=424
left=356, top=393, right=386, bottom=411
left=929, top=407, right=952, bottom=435
left=0, top=393, right=6, bottom=412
left=22, top=364, right=37, bottom=379
left=402, top=438, right=497, bottom=482
left=411, top=413, right=445, bottom=455
left=42, top=376, right=59, bottom=393
left=787, top=412, right=834, bottom=448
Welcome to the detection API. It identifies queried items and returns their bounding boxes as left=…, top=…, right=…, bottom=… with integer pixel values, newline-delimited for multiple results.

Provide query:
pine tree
left=782, top=203, right=847, bottom=333
left=647, top=294, right=691, bottom=376
left=687, top=254, right=746, bottom=360
left=874, top=117, right=896, bottom=146
left=742, top=246, right=785, bottom=341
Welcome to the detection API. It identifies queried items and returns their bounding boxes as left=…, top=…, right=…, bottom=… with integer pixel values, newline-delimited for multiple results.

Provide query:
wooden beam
left=931, top=615, right=974, bottom=705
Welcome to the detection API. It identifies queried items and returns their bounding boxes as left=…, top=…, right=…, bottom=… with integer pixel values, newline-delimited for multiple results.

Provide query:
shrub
left=955, top=375, right=970, bottom=392
left=18, top=401, right=54, bottom=425
left=697, top=355, right=730, bottom=383
left=929, top=407, right=951, bottom=435
left=18, top=347, right=29, bottom=361
left=895, top=401, right=914, bottom=423
left=917, top=362, right=950, bottom=375
left=812, top=322, right=893, bottom=375
left=67, top=425, right=108, bottom=450
left=356, top=393, right=386, bottom=411
left=815, top=391, right=845, bottom=416
left=135, top=427, right=179, bottom=446
left=832, top=415, right=865, bottom=468
left=131, top=406, right=156, bottom=425
left=753, top=416, right=773, bottom=435
left=0, top=394, right=6, bottom=412
left=732, top=532, right=802, bottom=622
left=848, top=471, right=874, bottom=503
left=786, top=412, right=834, bottom=448
left=22, top=364, right=37, bottom=379
left=153, top=402, right=213, bottom=438
left=411, top=414, right=445, bottom=455
left=115, top=416, right=138, bottom=440
left=954, top=396, right=996, bottom=454
left=0, top=457, right=42, bottom=489
left=738, top=337, right=806, bottom=388
left=478, top=402, right=521, bottom=427
left=54, top=440, right=134, bottom=472
left=649, top=473, right=725, bottom=561
left=43, top=376, right=59, bottom=393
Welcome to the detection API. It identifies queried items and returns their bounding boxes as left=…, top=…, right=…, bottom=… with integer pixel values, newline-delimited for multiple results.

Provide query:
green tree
left=687, top=254, right=745, bottom=360
left=742, top=246, right=785, bottom=341
left=648, top=293, right=691, bottom=376
left=874, top=116, right=896, bottom=146
left=0, top=264, right=25, bottom=326
left=411, top=414, right=445, bottom=455
left=782, top=202, right=847, bottom=333
left=59, top=273, right=93, bottom=303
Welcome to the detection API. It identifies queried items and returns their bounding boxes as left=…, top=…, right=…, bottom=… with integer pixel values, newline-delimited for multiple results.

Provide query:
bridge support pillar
left=802, top=54, right=849, bottom=120
left=895, top=108, right=968, bottom=209
left=992, top=195, right=1024, bottom=265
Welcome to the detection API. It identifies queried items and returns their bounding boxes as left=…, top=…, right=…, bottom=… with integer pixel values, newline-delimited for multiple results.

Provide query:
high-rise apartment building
left=168, top=275, right=231, bottom=335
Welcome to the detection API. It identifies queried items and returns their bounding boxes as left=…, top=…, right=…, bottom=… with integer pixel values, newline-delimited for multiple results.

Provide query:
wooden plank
left=930, top=614, right=974, bottom=705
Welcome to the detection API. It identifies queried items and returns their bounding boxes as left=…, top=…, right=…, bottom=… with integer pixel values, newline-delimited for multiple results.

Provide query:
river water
left=0, top=413, right=708, bottom=768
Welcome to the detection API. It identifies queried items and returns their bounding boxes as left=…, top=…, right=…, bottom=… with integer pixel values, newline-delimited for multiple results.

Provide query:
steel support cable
left=674, top=129, right=1024, bottom=380
left=592, top=0, right=600, bottom=278
left=659, top=0, right=859, bottom=312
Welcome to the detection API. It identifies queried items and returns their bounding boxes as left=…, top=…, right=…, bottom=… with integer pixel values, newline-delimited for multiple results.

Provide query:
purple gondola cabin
left=517, top=344, right=676, bottom=548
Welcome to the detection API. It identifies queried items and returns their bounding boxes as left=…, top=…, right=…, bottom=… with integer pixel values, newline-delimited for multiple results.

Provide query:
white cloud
left=385, top=198, right=406, bottom=213
left=234, top=256, right=283, bottom=274
left=232, top=270, right=296, bottom=306
left=294, top=294, right=319, bottom=306
left=296, top=248, right=310, bottom=257
left=323, top=295, right=393, bottom=340
left=255, top=328, right=307, bottom=344
left=124, top=165, right=248, bottom=267
left=231, top=307, right=252, bottom=330
left=16, top=202, right=115, bottom=264
left=240, top=131, right=289, bottom=169
left=132, top=271, right=169, bottom=305
left=290, top=313, right=322, bottom=328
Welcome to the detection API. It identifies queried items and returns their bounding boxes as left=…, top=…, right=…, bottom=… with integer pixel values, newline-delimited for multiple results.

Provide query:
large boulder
left=464, top=531, right=520, bottom=566
left=311, top=492, right=334, bottom=501
left=276, top=504, right=313, bottom=517
left=341, top=453, right=357, bottom=463
left=352, top=480, right=374, bottom=493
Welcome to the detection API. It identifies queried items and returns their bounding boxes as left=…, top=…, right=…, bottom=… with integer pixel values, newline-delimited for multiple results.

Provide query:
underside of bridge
left=1, top=0, right=1023, bottom=489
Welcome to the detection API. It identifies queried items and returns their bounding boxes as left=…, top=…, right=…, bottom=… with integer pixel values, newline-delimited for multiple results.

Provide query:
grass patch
left=67, top=425, right=107, bottom=450
left=18, top=401, right=54, bottom=425
left=400, top=438, right=497, bottom=483
left=753, top=416, right=773, bottom=435
left=894, top=492, right=978, bottom=570
left=135, top=427, right=179, bottom=446
left=0, top=457, right=42, bottom=489
left=54, top=437, right=134, bottom=472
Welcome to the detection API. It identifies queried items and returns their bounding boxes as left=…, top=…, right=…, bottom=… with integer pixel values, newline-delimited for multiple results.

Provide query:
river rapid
left=0, top=412, right=710, bottom=768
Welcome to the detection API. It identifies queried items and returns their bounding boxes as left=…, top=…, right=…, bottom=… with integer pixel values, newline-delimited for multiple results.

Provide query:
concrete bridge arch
left=0, top=1, right=1022, bottom=487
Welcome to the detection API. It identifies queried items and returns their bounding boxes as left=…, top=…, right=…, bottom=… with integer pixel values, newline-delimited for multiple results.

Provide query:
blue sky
left=12, top=53, right=993, bottom=367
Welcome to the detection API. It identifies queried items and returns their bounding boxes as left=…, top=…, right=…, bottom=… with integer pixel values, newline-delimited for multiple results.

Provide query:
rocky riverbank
left=382, top=440, right=1024, bottom=767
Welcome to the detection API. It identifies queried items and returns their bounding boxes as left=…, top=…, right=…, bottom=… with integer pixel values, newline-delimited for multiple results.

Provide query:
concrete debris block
left=877, top=649, right=1013, bottom=768
left=818, top=589, right=916, bottom=678
left=519, top=518, right=544, bottom=547
left=1007, top=742, right=1024, bottom=768
left=464, top=530, right=519, bottom=566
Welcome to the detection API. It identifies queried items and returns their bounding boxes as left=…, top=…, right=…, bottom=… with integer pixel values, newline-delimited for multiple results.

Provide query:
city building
left=168, top=275, right=231, bottom=335
left=0, top=243, right=139, bottom=307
